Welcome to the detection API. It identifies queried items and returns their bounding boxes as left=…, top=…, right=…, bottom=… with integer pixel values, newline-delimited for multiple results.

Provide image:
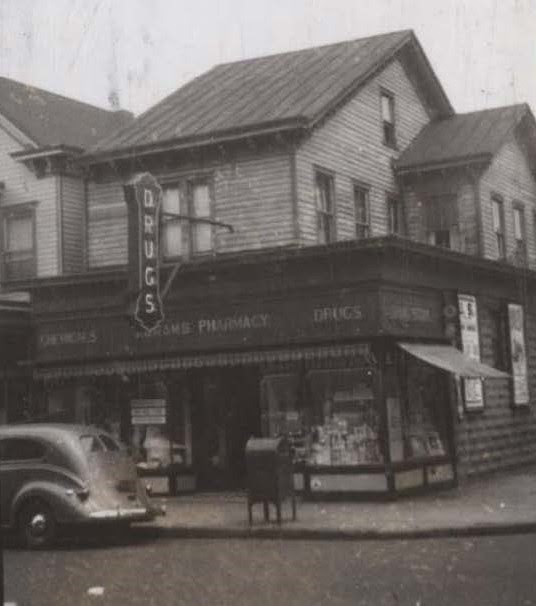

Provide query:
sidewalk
left=145, top=464, right=536, bottom=540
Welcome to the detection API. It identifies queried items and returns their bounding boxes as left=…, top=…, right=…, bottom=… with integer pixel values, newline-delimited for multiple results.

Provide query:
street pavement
left=147, top=463, right=536, bottom=539
left=5, top=534, right=536, bottom=605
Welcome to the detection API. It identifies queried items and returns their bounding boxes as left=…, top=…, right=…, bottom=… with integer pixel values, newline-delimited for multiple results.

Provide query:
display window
left=401, top=356, right=449, bottom=460
left=307, top=368, right=382, bottom=466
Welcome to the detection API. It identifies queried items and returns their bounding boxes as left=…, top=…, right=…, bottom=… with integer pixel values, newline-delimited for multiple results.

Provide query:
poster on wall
left=458, top=294, right=484, bottom=410
left=508, top=303, right=529, bottom=405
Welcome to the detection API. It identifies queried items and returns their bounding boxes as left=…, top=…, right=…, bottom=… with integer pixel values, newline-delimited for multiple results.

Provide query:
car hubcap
left=29, top=513, right=47, bottom=537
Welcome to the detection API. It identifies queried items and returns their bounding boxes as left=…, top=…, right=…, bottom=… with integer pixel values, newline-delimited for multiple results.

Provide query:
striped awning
left=34, top=343, right=372, bottom=380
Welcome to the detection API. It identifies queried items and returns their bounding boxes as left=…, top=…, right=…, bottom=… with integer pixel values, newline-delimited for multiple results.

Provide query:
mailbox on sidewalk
left=245, top=436, right=297, bottom=524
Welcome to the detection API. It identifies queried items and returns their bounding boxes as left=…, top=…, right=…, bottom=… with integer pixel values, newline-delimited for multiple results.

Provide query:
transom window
left=161, top=178, right=214, bottom=259
left=381, top=91, right=396, bottom=147
left=491, top=196, right=505, bottom=259
left=1, top=204, right=36, bottom=281
left=354, top=185, right=370, bottom=239
left=314, top=171, right=335, bottom=244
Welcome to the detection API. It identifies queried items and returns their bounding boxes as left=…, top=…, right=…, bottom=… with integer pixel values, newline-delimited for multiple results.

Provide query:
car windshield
left=79, top=435, right=104, bottom=454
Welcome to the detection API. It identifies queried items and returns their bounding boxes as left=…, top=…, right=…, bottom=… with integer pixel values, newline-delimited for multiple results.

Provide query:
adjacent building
left=3, top=31, right=536, bottom=496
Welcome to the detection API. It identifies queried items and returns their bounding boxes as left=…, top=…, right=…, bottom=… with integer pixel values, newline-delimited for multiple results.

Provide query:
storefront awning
left=34, top=343, right=373, bottom=380
left=398, top=342, right=509, bottom=379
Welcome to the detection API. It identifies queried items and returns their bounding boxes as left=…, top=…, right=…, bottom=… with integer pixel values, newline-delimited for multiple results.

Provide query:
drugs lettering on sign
left=124, top=173, right=165, bottom=333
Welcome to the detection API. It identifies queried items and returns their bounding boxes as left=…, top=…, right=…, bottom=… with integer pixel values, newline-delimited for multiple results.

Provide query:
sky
left=0, top=0, right=534, bottom=117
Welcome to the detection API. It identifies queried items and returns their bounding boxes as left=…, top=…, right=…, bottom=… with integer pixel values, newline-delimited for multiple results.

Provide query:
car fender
left=11, top=480, right=88, bottom=526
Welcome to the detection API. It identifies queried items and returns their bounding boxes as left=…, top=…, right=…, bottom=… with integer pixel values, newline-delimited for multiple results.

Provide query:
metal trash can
left=245, top=436, right=297, bottom=524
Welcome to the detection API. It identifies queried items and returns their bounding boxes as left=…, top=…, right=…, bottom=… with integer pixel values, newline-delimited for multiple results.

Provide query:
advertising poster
left=458, top=294, right=484, bottom=410
left=508, top=304, right=529, bottom=405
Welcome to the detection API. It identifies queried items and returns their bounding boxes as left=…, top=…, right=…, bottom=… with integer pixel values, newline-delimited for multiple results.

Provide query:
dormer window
left=381, top=90, right=396, bottom=147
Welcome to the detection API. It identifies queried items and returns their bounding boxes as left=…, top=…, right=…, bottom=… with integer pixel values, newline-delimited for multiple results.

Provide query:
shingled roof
left=396, top=104, right=535, bottom=172
left=0, top=76, right=133, bottom=150
left=88, top=30, right=453, bottom=160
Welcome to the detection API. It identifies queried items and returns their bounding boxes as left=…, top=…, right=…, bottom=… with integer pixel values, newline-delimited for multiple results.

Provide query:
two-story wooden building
left=0, top=76, right=132, bottom=423
left=4, top=30, right=536, bottom=497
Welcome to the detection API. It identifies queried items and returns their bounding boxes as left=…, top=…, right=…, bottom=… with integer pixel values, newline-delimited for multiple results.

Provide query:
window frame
left=387, top=194, right=402, bottom=235
left=491, top=194, right=505, bottom=260
left=314, top=169, right=336, bottom=244
left=512, top=201, right=526, bottom=262
left=160, top=175, right=215, bottom=261
left=353, top=182, right=370, bottom=239
left=380, top=89, right=396, bottom=148
left=0, top=202, right=37, bottom=282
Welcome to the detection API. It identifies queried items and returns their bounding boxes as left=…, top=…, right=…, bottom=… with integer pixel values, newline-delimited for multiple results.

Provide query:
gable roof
left=0, top=76, right=133, bottom=150
left=396, top=104, right=535, bottom=172
left=88, top=30, right=453, bottom=160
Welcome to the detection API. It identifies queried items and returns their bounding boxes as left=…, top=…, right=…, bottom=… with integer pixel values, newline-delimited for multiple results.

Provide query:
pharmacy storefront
left=30, top=241, right=510, bottom=498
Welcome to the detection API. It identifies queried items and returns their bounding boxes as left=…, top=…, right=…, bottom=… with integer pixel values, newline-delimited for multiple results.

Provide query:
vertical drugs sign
left=124, top=172, right=165, bottom=333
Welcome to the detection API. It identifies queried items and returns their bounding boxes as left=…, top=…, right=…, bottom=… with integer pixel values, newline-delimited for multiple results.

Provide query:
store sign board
left=124, top=173, right=165, bottom=334
left=131, top=398, right=167, bottom=425
left=508, top=303, right=529, bottom=405
left=458, top=294, right=484, bottom=410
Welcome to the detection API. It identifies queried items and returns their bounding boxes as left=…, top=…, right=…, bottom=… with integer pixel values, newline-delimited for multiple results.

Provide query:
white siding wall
left=480, top=137, right=536, bottom=269
left=0, top=122, right=60, bottom=277
left=295, top=58, right=431, bottom=243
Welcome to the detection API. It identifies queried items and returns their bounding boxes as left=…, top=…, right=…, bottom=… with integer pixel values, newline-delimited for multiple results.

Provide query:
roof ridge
left=0, top=75, right=129, bottom=116
left=446, top=103, right=528, bottom=119
left=214, top=29, right=413, bottom=68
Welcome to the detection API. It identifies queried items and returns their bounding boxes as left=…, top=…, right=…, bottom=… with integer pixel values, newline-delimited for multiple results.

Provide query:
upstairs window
left=387, top=195, right=402, bottom=235
left=161, top=178, right=214, bottom=259
left=354, top=185, right=370, bottom=239
left=1, top=204, right=36, bottom=281
left=513, top=204, right=526, bottom=262
left=491, top=196, right=505, bottom=259
left=380, top=91, right=396, bottom=147
left=426, top=194, right=458, bottom=250
left=314, top=171, right=335, bottom=244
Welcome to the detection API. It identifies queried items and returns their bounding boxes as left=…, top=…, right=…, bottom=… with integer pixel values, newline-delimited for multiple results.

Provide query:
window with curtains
left=425, top=194, right=459, bottom=250
left=314, top=170, right=335, bottom=244
left=513, top=203, right=526, bottom=263
left=491, top=195, right=505, bottom=259
left=354, top=184, right=370, bottom=239
left=1, top=203, right=36, bottom=281
left=161, top=178, right=214, bottom=259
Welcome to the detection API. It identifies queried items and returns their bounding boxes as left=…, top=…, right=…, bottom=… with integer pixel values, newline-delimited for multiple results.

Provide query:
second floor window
left=381, top=91, right=396, bottom=147
left=315, top=171, right=335, bottom=244
left=161, top=178, right=214, bottom=259
left=513, top=205, right=526, bottom=262
left=354, top=185, right=370, bottom=239
left=387, top=196, right=401, bottom=235
left=1, top=205, right=36, bottom=281
left=426, top=194, right=458, bottom=250
left=491, top=196, right=505, bottom=259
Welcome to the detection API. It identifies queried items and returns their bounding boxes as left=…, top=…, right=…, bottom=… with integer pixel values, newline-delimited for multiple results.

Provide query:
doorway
left=191, top=366, right=261, bottom=490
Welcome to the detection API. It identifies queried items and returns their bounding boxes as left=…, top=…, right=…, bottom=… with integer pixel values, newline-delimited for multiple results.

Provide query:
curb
left=150, top=521, right=536, bottom=541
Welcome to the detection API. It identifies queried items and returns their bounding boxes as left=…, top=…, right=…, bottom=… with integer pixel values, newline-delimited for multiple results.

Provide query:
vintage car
left=0, top=424, right=164, bottom=548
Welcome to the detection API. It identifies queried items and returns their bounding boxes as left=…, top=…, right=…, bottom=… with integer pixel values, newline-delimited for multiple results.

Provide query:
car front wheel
left=17, top=499, right=57, bottom=549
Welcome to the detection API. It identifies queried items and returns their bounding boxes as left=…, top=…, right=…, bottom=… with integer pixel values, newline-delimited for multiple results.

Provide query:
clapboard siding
left=0, top=124, right=60, bottom=278
left=456, top=297, right=536, bottom=476
left=61, top=176, right=85, bottom=273
left=87, top=181, right=128, bottom=267
left=295, top=58, right=431, bottom=244
left=87, top=148, right=294, bottom=267
left=479, top=136, right=536, bottom=267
